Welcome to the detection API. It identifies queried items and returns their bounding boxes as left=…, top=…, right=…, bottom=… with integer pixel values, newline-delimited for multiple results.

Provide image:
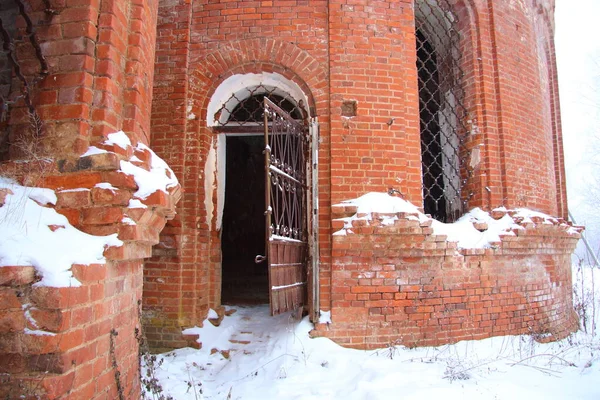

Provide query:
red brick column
left=0, top=0, right=170, bottom=397
left=485, top=0, right=560, bottom=215
left=0, top=148, right=180, bottom=398
left=328, top=0, right=422, bottom=205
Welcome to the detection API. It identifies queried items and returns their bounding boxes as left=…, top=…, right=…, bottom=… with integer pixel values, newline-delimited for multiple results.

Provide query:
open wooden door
left=260, top=98, right=308, bottom=315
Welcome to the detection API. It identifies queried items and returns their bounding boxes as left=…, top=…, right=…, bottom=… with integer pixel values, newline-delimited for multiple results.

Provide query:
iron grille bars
left=415, top=0, right=471, bottom=222
left=264, top=97, right=307, bottom=241
left=214, top=84, right=305, bottom=128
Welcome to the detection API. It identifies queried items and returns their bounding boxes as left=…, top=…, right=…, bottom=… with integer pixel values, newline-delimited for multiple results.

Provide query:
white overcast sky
left=556, top=0, right=600, bottom=249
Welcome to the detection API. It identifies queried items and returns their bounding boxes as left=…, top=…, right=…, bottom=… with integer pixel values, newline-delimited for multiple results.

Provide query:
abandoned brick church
left=0, top=0, right=582, bottom=398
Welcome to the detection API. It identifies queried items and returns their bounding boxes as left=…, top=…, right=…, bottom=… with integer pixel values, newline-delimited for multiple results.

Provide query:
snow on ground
left=0, top=177, right=121, bottom=287
left=147, top=266, right=600, bottom=400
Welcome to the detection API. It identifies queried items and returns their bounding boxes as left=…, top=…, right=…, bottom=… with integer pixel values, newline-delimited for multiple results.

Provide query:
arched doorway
left=207, top=72, right=317, bottom=315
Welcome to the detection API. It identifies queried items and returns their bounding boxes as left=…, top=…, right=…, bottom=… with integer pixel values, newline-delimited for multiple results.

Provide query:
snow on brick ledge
left=0, top=177, right=122, bottom=287
left=332, top=192, right=583, bottom=250
left=82, top=130, right=179, bottom=202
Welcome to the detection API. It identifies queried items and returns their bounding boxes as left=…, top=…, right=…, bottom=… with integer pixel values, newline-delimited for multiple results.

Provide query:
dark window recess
left=415, top=0, right=471, bottom=222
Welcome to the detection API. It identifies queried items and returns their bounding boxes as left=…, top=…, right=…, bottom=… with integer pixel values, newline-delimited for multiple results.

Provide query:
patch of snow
left=82, top=132, right=179, bottom=201
left=26, top=187, right=57, bottom=206
left=333, top=192, right=570, bottom=250
left=95, top=182, right=117, bottom=193
left=120, top=142, right=178, bottom=200
left=513, top=208, right=559, bottom=222
left=121, top=216, right=136, bottom=225
left=181, top=308, right=239, bottom=357
left=0, top=179, right=122, bottom=287
left=128, top=199, right=147, bottom=209
left=431, top=208, right=518, bottom=249
left=271, top=282, right=305, bottom=290
left=104, top=130, right=131, bottom=150
left=336, top=192, right=422, bottom=215
left=22, top=304, right=37, bottom=328
left=24, top=328, right=56, bottom=336
left=81, top=146, right=108, bottom=157
left=272, top=234, right=303, bottom=243
left=319, top=310, right=332, bottom=324
left=59, top=188, right=90, bottom=193
left=332, top=193, right=427, bottom=233
left=207, top=309, right=219, bottom=320
left=148, top=270, right=600, bottom=400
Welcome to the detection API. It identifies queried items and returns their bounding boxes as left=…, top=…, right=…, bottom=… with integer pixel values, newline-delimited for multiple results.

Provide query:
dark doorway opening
left=221, top=135, right=268, bottom=304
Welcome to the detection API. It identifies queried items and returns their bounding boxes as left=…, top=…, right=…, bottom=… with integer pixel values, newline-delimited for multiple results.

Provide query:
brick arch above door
left=187, top=38, right=328, bottom=125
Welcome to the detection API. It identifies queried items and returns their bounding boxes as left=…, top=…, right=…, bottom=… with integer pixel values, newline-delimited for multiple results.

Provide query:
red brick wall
left=484, top=0, right=562, bottom=215
left=145, top=0, right=572, bottom=350
left=147, top=0, right=332, bottom=348
left=329, top=0, right=422, bottom=205
left=313, top=204, right=580, bottom=349
left=5, top=0, right=157, bottom=159
left=0, top=263, right=142, bottom=399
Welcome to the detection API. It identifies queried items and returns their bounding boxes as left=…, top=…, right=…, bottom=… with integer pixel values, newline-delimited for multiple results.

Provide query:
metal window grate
left=416, top=0, right=470, bottom=222
left=213, top=84, right=306, bottom=129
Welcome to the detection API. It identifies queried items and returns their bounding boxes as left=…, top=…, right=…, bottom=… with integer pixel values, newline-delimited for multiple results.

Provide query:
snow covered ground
left=146, top=266, right=600, bottom=400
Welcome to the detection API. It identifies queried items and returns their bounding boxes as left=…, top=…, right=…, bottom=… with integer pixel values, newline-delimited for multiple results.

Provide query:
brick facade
left=145, top=0, right=574, bottom=351
left=0, top=0, right=580, bottom=398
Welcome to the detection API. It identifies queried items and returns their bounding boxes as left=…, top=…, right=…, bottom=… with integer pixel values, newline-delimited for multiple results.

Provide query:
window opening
left=214, top=84, right=306, bottom=130
left=416, top=0, right=471, bottom=222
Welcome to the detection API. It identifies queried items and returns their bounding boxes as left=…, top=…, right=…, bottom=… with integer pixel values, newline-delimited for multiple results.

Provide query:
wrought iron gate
left=262, top=97, right=308, bottom=315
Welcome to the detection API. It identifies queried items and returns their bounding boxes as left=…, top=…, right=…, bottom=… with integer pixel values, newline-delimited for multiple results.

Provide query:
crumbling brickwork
left=311, top=202, right=580, bottom=349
